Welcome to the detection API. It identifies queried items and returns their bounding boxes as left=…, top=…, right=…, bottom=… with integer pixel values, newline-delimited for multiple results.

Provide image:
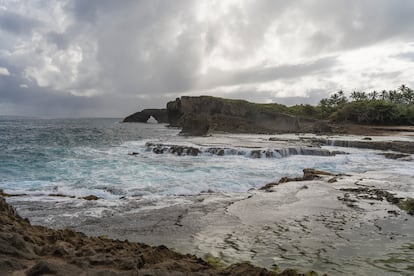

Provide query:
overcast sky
left=1, top=0, right=414, bottom=117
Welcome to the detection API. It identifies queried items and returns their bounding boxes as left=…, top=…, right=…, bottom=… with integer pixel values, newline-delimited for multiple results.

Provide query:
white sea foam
left=2, top=119, right=414, bottom=209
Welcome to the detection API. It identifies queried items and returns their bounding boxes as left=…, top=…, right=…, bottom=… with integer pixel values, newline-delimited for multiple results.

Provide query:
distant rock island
left=123, top=96, right=322, bottom=135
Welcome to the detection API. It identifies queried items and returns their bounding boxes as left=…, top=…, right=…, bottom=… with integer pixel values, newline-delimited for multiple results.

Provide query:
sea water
left=2, top=117, right=414, bottom=275
left=1, top=117, right=414, bottom=206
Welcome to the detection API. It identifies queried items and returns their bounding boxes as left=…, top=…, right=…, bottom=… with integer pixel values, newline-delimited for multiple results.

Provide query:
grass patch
left=397, top=198, right=414, bottom=215
left=203, top=253, right=226, bottom=269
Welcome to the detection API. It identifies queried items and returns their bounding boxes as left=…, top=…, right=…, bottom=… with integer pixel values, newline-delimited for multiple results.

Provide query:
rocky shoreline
left=2, top=117, right=413, bottom=275
left=4, top=165, right=414, bottom=275
left=0, top=196, right=311, bottom=276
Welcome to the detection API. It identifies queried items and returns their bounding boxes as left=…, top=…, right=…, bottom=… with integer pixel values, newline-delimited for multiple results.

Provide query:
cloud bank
left=1, top=0, right=414, bottom=117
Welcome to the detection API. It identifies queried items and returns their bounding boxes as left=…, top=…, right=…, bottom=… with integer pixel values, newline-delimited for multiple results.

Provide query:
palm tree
left=369, top=90, right=378, bottom=100
left=403, top=87, right=414, bottom=104
left=399, top=84, right=407, bottom=93
left=350, top=91, right=367, bottom=101
left=380, top=90, right=388, bottom=100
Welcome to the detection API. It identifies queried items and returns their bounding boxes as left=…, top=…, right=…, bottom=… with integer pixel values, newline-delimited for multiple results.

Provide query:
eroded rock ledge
left=0, top=196, right=307, bottom=275
left=306, top=137, right=414, bottom=154
left=144, top=142, right=336, bottom=158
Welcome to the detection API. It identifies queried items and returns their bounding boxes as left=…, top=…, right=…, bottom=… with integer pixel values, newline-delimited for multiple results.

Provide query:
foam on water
left=1, top=118, right=414, bottom=207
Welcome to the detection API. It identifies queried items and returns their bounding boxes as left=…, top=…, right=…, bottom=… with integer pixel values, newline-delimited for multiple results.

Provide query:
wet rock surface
left=338, top=187, right=414, bottom=215
left=308, top=137, right=414, bottom=154
left=0, top=196, right=309, bottom=276
left=379, top=152, right=412, bottom=161
left=144, top=142, right=335, bottom=158
left=6, top=170, right=414, bottom=276
left=259, top=168, right=337, bottom=191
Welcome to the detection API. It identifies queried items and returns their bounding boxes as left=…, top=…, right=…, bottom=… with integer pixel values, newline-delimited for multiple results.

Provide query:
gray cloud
left=0, top=0, right=414, bottom=117
left=197, top=57, right=337, bottom=89
left=0, top=11, right=43, bottom=35
left=396, top=51, right=414, bottom=62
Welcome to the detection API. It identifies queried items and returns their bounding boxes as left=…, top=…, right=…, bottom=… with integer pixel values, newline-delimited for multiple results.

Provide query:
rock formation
left=310, top=138, right=414, bottom=154
left=123, top=108, right=168, bottom=123
left=169, top=96, right=301, bottom=135
left=124, top=96, right=308, bottom=135
left=0, top=196, right=306, bottom=275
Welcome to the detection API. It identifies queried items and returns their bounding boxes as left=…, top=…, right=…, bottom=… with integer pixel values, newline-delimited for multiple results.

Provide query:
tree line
left=316, top=85, right=414, bottom=124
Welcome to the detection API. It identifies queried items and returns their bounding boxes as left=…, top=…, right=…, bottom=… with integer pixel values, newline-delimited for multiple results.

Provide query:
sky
left=1, top=0, right=414, bottom=117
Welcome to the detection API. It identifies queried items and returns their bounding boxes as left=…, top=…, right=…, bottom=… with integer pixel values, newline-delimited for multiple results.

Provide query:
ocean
left=1, top=117, right=413, bottom=205
left=2, top=117, right=414, bottom=275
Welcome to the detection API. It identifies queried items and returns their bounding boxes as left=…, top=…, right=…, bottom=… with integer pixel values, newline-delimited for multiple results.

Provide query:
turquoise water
left=1, top=117, right=413, bottom=203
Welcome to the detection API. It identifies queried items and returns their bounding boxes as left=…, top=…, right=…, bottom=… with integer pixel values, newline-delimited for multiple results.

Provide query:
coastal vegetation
left=208, top=84, right=414, bottom=125
left=277, top=84, right=414, bottom=125
left=124, top=85, right=414, bottom=136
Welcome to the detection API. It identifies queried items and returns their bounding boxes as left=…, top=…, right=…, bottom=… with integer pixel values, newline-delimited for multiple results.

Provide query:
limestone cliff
left=124, top=96, right=310, bottom=135
left=168, top=96, right=301, bottom=135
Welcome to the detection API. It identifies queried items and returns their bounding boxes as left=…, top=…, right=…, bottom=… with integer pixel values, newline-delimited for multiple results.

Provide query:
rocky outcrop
left=310, top=138, right=414, bottom=154
left=144, top=142, right=336, bottom=158
left=0, top=196, right=308, bottom=275
left=179, top=113, right=210, bottom=136
left=260, top=168, right=338, bottom=191
left=167, top=96, right=301, bottom=135
left=379, top=152, right=412, bottom=161
left=166, top=97, right=183, bottom=126
left=123, top=108, right=168, bottom=123
left=123, top=96, right=335, bottom=135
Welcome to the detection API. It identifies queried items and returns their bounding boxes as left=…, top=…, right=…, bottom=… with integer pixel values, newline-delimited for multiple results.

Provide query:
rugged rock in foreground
left=0, top=196, right=305, bottom=275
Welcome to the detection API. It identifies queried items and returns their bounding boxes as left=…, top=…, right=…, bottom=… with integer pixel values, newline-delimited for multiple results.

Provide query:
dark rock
left=331, top=150, right=349, bottom=155
left=327, top=177, right=338, bottom=183
left=387, top=210, right=399, bottom=216
left=0, top=189, right=26, bottom=197
left=0, top=196, right=307, bottom=275
left=311, top=121, right=333, bottom=134
left=123, top=108, right=168, bottom=123
left=0, top=258, right=26, bottom=272
left=0, top=189, right=10, bottom=197
left=48, top=194, right=76, bottom=198
left=312, top=138, right=414, bottom=154
left=260, top=168, right=335, bottom=191
left=220, top=262, right=276, bottom=275
left=178, top=96, right=300, bottom=133
left=250, top=150, right=262, bottom=158
left=81, top=195, right=99, bottom=201
left=179, top=113, right=210, bottom=136
left=153, top=146, right=166, bottom=154
left=207, top=148, right=226, bottom=156
left=303, top=168, right=334, bottom=176
left=125, top=96, right=305, bottom=134
left=26, top=261, right=57, bottom=276
left=166, top=98, right=183, bottom=126
left=379, top=152, right=412, bottom=161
